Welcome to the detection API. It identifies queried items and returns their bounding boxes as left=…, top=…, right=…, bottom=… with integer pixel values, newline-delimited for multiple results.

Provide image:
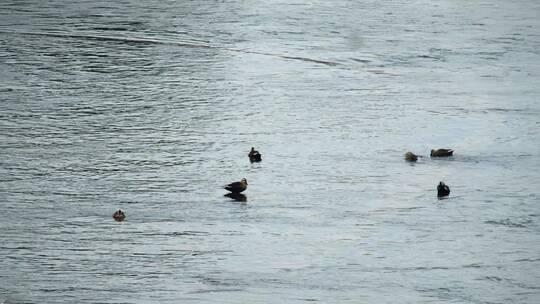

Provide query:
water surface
left=1, top=0, right=540, bottom=303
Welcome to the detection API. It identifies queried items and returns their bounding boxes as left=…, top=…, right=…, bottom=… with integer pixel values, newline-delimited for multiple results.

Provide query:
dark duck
left=248, top=147, right=262, bottom=162
left=113, top=209, right=126, bottom=222
left=224, top=178, right=248, bottom=193
left=431, top=149, right=454, bottom=157
left=404, top=151, right=419, bottom=162
left=437, top=182, right=450, bottom=197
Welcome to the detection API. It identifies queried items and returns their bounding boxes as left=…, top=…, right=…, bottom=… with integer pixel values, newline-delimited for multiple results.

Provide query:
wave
left=0, top=30, right=340, bottom=67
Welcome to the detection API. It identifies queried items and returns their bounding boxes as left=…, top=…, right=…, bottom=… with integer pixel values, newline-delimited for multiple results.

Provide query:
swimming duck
left=430, top=149, right=454, bottom=157
left=248, top=147, right=262, bottom=162
left=437, top=182, right=450, bottom=197
left=224, top=178, right=248, bottom=193
left=404, top=151, right=419, bottom=162
left=113, top=209, right=125, bottom=222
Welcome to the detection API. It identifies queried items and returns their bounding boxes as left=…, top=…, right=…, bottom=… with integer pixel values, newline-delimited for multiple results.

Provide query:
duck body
left=225, top=178, right=248, bottom=193
left=404, top=151, right=418, bottom=162
left=431, top=149, right=454, bottom=157
left=248, top=147, right=262, bottom=162
left=113, top=209, right=126, bottom=222
left=437, top=182, right=450, bottom=197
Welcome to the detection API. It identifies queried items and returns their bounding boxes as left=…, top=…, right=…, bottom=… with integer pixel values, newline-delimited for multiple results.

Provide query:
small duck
left=248, top=147, right=262, bottom=162
left=224, top=178, right=248, bottom=193
left=113, top=209, right=125, bottom=222
left=404, top=151, right=419, bottom=162
left=431, top=149, right=454, bottom=157
left=437, top=182, right=450, bottom=197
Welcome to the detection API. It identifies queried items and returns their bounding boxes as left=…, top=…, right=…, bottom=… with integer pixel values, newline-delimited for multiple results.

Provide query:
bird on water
left=437, top=182, right=450, bottom=197
left=113, top=210, right=126, bottom=222
left=248, top=147, right=262, bottom=162
left=404, top=151, right=419, bottom=162
left=224, top=178, right=248, bottom=193
left=431, top=149, right=454, bottom=157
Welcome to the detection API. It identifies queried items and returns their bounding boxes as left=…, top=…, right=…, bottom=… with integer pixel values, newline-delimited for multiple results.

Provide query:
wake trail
left=0, top=30, right=340, bottom=67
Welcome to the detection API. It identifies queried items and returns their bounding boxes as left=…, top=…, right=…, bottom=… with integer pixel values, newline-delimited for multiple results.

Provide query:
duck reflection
left=224, top=193, right=247, bottom=202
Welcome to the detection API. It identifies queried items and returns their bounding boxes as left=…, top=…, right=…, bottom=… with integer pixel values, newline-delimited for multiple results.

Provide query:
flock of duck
left=406, top=148, right=453, bottom=197
left=112, top=147, right=262, bottom=222
left=112, top=147, right=453, bottom=222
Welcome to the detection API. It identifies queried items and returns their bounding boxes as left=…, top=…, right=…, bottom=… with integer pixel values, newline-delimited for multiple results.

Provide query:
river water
left=1, top=0, right=539, bottom=303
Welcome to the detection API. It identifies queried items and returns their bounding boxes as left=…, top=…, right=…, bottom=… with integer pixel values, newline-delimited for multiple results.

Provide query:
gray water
left=1, top=0, right=540, bottom=303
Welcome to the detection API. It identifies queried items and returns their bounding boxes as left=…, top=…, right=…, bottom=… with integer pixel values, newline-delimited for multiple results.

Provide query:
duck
left=248, top=147, right=262, bottom=162
left=404, top=151, right=419, bottom=162
left=224, top=178, right=248, bottom=193
left=113, top=209, right=126, bottom=222
left=437, top=182, right=450, bottom=197
left=430, top=149, right=454, bottom=157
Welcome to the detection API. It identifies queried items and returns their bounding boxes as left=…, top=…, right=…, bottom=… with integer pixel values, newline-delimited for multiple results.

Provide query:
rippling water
left=1, top=0, right=540, bottom=303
